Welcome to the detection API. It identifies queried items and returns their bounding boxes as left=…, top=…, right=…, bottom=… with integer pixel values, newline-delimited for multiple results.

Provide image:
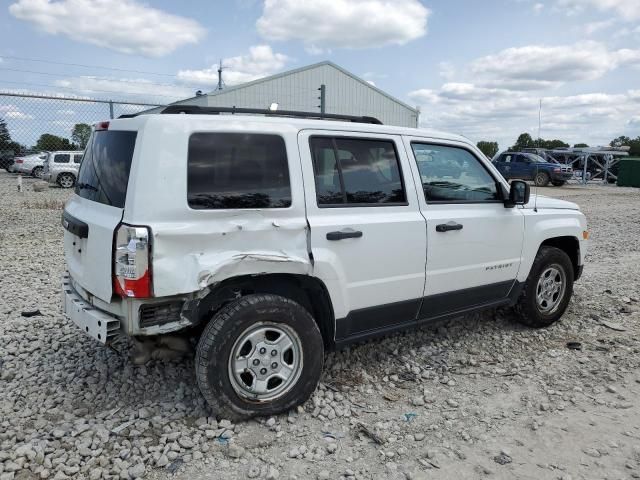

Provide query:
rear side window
left=54, top=154, right=70, bottom=163
left=309, top=137, right=406, bottom=206
left=187, top=133, right=291, bottom=209
left=76, top=131, right=137, bottom=208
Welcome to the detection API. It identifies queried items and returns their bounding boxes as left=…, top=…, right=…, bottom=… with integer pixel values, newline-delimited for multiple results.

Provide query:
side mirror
left=504, top=180, right=530, bottom=207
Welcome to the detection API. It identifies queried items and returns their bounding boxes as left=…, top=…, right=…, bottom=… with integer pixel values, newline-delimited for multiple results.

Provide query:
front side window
left=187, top=133, right=291, bottom=209
left=411, top=143, right=500, bottom=203
left=54, top=154, right=70, bottom=163
left=309, top=137, right=406, bottom=206
left=74, top=154, right=83, bottom=164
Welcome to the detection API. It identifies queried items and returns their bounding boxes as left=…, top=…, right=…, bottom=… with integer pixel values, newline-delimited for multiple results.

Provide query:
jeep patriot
left=61, top=107, right=588, bottom=419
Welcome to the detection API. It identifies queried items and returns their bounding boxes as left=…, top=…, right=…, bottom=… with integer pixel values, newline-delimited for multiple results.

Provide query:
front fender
left=518, top=210, right=587, bottom=283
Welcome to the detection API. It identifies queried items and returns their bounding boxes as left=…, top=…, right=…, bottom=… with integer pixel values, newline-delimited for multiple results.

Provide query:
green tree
left=71, top=123, right=92, bottom=148
left=0, top=117, right=25, bottom=157
left=573, top=143, right=589, bottom=148
left=610, top=135, right=640, bottom=156
left=34, top=133, right=76, bottom=151
left=476, top=141, right=499, bottom=158
left=538, top=138, right=570, bottom=149
left=510, top=133, right=534, bottom=151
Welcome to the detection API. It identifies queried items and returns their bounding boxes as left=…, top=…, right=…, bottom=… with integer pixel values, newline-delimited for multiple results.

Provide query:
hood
left=523, top=194, right=579, bottom=210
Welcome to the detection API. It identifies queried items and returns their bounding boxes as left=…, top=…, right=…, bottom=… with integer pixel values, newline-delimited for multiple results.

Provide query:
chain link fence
left=0, top=92, right=164, bottom=164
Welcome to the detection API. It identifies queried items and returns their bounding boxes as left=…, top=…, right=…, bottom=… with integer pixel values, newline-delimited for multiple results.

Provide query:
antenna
left=217, top=59, right=225, bottom=91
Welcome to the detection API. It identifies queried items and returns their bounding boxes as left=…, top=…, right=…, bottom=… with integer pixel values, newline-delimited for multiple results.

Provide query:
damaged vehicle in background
left=61, top=108, right=588, bottom=420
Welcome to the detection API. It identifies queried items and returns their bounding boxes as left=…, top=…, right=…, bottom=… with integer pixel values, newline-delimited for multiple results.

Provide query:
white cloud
left=177, top=45, right=289, bottom=87
left=438, top=61, right=456, bottom=79
left=54, top=76, right=193, bottom=102
left=583, top=18, right=617, bottom=34
left=470, top=41, right=640, bottom=89
left=556, top=0, right=640, bottom=20
left=0, top=104, right=34, bottom=120
left=256, top=0, right=429, bottom=49
left=409, top=83, right=640, bottom=148
left=8, top=0, right=206, bottom=57
left=533, top=2, right=544, bottom=13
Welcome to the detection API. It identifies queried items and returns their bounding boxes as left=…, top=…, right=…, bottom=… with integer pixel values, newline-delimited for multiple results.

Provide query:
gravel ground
left=1, top=171, right=640, bottom=480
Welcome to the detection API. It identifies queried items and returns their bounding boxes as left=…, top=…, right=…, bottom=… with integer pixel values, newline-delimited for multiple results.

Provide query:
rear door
left=63, top=128, right=138, bottom=302
left=298, top=130, right=427, bottom=341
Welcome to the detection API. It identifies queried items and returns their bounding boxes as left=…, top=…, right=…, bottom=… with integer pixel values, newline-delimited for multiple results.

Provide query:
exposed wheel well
left=196, top=274, right=335, bottom=348
left=540, top=236, right=580, bottom=278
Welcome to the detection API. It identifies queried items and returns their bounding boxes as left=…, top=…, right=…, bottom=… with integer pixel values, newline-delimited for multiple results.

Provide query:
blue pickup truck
left=492, top=151, right=573, bottom=187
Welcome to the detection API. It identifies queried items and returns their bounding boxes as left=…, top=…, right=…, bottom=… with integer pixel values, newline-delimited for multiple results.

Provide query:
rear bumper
left=62, top=273, right=120, bottom=344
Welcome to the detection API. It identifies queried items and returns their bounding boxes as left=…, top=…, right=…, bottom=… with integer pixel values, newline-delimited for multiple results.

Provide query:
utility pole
left=317, top=84, right=326, bottom=114
left=217, top=59, right=224, bottom=91
left=538, top=99, right=542, bottom=147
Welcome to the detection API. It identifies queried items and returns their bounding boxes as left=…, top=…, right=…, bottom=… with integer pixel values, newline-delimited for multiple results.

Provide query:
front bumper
left=62, top=273, right=120, bottom=344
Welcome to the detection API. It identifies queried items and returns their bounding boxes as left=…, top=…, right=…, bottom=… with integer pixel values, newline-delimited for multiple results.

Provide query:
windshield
left=523, top=153, right=548, bottom=163
left=75, top=130, right=137, bottom=208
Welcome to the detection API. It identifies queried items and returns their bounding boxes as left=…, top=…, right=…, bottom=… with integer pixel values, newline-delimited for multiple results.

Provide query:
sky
left=1, top=0, right=640, bottom=150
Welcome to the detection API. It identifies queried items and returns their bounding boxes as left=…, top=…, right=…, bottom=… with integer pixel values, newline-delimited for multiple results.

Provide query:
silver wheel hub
left=228, top=323, right=302, bottom=402
left=60, top=175, right=73, bottom=188
left=535, top=265, right=566, bottom=314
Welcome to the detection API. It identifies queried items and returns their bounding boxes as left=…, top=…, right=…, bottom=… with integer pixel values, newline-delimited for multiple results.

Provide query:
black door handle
left=436, top=222, right=463, bottom=232
left=326, top=230, right=363, bottom=241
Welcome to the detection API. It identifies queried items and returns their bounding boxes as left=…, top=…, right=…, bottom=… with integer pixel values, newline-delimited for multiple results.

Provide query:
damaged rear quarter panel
left=122, top=117, right=311, bottom=298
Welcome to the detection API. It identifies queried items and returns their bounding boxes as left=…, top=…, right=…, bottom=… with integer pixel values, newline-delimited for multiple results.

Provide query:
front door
left=298, top=131, right=427, bottom=341
left=405, top=139, right=525, bottom=319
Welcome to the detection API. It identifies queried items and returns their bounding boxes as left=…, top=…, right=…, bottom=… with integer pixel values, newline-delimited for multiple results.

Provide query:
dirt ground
left=1, top=173, right=640, bottom=480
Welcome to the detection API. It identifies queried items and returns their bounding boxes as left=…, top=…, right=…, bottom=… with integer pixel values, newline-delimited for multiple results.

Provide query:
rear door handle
left=326, top=230, right=363, bottom=241
left=435, top=222, right=463, bottom=232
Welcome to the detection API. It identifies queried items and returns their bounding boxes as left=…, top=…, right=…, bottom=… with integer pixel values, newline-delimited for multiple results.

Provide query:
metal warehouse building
left=148, top=61, right=419, bottom=127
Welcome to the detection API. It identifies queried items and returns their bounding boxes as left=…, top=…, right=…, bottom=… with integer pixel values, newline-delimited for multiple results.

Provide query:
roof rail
left=158, top=105, right=383, bottom=124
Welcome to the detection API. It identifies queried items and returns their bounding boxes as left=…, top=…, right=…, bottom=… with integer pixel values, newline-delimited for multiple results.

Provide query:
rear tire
left=32, top=166, right=43, bottom=178
left=57, top=173, right=75, bottom=188
left=514, top=246, right=574, bottom=328
left=534, top=172, right=550, bottom=187
left=196, top=294, right=324, bottom=421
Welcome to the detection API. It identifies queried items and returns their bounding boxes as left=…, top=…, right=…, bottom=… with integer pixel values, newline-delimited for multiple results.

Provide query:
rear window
left=187, top=133, right=291, bottom=209
left=75, top=131, right=137, bottom=208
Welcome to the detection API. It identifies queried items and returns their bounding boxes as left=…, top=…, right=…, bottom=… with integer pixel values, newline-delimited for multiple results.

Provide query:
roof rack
left=156, top=105, right=383, bottom=124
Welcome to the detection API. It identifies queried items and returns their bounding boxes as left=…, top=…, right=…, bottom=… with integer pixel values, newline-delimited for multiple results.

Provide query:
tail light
left=113, top=223, right=152, bottom=298
left=15, top=158, right=24, bottom=164
left=95, top=121, right=110, bottom=131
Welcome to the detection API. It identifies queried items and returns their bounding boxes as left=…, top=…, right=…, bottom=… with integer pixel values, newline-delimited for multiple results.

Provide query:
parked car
left=0, top=150, right=15, bottom=171
left=12, top=152, right=48, bottom=178
left=492, top=151, right=573, bottom=186
left=62, top=109, right=588, bottom=420
left=43, top=150, right=84, bottom=188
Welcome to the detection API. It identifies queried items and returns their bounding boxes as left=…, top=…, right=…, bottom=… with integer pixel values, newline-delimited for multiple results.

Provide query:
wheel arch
left=193, top=274, right=335, bottom=349
left=540, top=236, right=580, bottom=279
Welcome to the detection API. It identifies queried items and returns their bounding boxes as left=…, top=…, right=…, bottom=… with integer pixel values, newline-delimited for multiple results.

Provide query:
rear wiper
left=77, top=182, right=98, bottom=191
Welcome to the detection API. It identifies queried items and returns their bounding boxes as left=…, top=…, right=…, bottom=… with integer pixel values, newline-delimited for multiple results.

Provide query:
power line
left=0, top=67, right=205, bottom=90
left=0, top=54, right=178, bottom=77
left=0, top=79, right=182, bottom=100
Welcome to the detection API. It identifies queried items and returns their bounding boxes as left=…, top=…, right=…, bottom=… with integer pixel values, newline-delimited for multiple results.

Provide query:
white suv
left=61, top=108, right=588, bottom=420
left=43, top=150, right=84, bottom=188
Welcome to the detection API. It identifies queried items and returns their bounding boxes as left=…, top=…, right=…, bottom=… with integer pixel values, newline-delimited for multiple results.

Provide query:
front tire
left=514, top=246, right=574, bottom=328
left=196, top=294, right=324, bottom=421
left=551, top=180, right=565, bottom=187
left=534, top=172, right=550, bottom=187
left=57, top=173, right=75, bottom=188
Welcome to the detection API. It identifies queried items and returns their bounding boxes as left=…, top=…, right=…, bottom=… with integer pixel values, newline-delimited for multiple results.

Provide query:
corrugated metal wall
left=205, top=64, right=418, bottom=127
